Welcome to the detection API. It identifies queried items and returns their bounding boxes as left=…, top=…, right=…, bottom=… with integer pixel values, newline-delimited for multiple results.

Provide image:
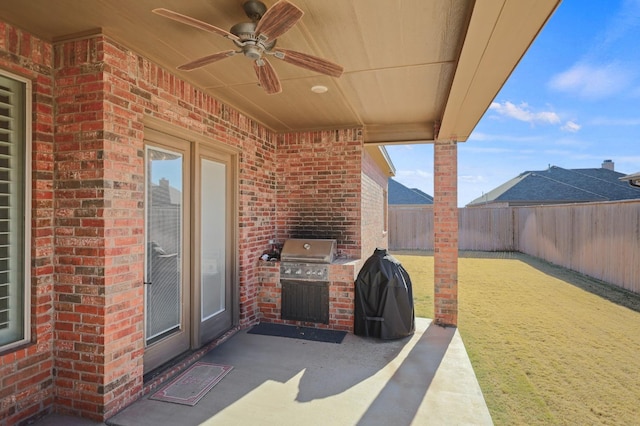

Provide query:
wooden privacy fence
left=516, top=201, right=640, bottom=293
left=389, top=205, right=515, bottom=251
left=388, top=205, right=434, bottom=250
left=389, top=200, right=640, bottom=293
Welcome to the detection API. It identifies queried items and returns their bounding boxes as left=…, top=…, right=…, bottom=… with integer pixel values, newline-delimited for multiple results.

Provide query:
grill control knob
left=306, top=270, right=312, bottom=275
left=295, top=269, right=302, bottom=275
left=284, top=268, right=291, bottom=274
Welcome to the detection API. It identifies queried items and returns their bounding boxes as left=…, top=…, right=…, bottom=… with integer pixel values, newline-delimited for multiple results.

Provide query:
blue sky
left=386, top=0, right=640, bottom=206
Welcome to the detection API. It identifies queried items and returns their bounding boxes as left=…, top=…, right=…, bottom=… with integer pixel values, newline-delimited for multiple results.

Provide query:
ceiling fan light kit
left=153, top=0, right=343, bottom=94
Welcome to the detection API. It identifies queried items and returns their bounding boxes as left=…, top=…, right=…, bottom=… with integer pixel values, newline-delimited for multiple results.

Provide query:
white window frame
left=0, top=69, right=32, bottom=351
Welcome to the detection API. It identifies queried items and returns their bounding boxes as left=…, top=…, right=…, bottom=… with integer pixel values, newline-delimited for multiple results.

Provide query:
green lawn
left=394, top=251, right=640, bottom=425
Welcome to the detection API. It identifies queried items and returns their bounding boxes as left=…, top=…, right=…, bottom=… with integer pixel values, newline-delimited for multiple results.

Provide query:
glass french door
left=143, top=129, right=236, bottom=373
left=196, top=148, right=234, bottom=344
left=144, top=140, right=191, bottom=373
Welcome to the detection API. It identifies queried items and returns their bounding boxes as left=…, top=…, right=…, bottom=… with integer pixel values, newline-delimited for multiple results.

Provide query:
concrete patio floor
left=34, top=317, right=492, bottom=426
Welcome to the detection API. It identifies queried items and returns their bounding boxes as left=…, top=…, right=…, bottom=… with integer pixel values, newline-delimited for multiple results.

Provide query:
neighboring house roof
left=389, top=179, right=434, bottom=205
left=151, top=178, right=182, bottom=206
left=620, top=172, right=640, bottom=187
left=467, top=165, right=640, bottom=206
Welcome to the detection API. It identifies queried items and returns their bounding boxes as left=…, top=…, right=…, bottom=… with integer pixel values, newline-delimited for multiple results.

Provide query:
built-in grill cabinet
left=279, top=239, right=337, bottom=324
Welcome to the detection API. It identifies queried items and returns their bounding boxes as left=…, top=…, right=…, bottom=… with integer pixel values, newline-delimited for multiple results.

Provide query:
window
left=0, top=71, right=30, bottom=351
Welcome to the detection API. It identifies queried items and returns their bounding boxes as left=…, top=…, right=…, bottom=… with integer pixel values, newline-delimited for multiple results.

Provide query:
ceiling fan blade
left=152, top=8, right=239, bottom=42
left=273, top=48, right=343, bottom=78
left=177, top=50, right=236, bottom=71
left=254, top=0, right=303, bottom=41
left=253, top=59, right=282, bottom=94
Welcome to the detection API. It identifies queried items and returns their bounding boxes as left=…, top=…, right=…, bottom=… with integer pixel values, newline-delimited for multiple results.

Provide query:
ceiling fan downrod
left=242, top=1, right=267, bottom=22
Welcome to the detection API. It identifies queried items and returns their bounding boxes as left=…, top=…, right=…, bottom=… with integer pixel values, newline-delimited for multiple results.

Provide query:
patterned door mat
left=150, top=361, right=233, bottom=406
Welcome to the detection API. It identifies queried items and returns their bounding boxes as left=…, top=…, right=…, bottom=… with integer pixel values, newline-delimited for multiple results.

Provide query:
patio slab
left=34, top=318, right=492, bottom=426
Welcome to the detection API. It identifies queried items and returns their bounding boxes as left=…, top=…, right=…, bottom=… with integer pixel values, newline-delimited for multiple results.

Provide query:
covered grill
left=354, top=248, right=415, bottom=339
left=279, top=238, right=337, bottom=324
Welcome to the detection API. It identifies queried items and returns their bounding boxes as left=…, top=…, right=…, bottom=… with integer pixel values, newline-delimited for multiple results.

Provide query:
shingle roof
left=467, top=166, right=640, bottom=206
left=388, top=178, right=434, bottom=205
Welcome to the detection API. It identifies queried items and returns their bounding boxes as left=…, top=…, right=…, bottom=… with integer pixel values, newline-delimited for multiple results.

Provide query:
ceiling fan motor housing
left=230, top=22, right=258, bottom=40
left=230, top=21, right=275, bottom=59
left=242, top=0, right=267, bottom=21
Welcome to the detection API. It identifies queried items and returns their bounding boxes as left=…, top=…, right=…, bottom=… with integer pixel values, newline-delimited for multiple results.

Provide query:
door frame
left=143, top=118, right=240, bottom=371
left=192, top=144, right=238, bottom=347
left=143, top=130, right=192, bottom=373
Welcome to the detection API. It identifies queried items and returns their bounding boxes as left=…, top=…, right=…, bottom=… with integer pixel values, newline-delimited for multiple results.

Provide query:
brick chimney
left=602, top=159, right=614, bottom=171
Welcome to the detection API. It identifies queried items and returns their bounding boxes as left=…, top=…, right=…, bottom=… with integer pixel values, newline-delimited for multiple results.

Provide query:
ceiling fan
left=153, top=0, right=344, bottom=94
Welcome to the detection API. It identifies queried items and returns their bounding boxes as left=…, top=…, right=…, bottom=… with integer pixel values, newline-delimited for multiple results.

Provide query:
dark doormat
left=248, top=322, right=347, bottom=344
left=149, top=361, right=233, bottom=406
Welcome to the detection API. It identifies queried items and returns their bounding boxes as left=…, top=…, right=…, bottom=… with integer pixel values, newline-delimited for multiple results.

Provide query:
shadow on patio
left=36, top=318, right=492, bottom=426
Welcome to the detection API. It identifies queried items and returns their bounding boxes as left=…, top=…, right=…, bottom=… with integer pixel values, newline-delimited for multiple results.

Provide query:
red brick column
left=53, top=36, right=144, bottom=421
left=433, top=139, right=458, bottom=326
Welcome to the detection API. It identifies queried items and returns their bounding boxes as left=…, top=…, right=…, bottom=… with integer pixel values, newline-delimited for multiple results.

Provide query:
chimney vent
left=602, top=159, right=614, bottom=171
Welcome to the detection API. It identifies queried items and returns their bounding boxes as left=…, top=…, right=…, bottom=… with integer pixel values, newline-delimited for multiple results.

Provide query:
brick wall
left=52, top=35, right=145, bottom=420
left=0, top=21, right=389, bottom=423
left=327, top=263, right=357, bottom=331
left=433, top=140, right=458, bottom=326
left=49, top=34, right=279, bottom=420
left=275, top=130, right=363, bottom=258
left=0, top=22, right=56, bottom=426
left=0, top=28, right=279, bottom=423
left=361, top=149, right=389, bottom=259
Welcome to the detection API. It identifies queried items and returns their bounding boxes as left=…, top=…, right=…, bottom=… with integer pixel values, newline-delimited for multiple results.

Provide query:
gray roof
left=467, top=166, right=640, bottom=206
left=389, top=178, right=434, bottom=205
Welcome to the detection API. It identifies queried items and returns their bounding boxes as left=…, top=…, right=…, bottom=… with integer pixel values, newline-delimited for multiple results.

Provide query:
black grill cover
left=354, top=248, right=415, bottom=339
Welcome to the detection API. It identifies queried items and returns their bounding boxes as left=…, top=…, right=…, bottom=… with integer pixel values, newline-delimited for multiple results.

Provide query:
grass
left=393, top=251, right=640, bottom=425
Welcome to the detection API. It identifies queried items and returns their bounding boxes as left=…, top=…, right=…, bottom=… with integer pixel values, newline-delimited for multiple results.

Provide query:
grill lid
left=280, top=238, right=337, bottom=264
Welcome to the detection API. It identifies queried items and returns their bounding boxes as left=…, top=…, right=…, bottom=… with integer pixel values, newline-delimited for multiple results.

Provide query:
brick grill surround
left=275, top=131, right=363, bottom=259
left=257, top=260, right=360, bottom=332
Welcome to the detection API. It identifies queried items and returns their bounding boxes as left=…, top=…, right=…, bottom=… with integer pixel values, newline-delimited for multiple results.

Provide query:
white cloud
left=459, top=175, right=487, bottom=184
left=462, top=146, right=513, bottom=154
left=396, top=169, right=432, bottom=179
left=592, top=0, right=640, bottom=56
left=394, top=170, right=434, bottom=195
left=489, top=101, right=560, bottom=125
left=548, top=62, right=634, bottom=99
left=542, top=149, right=573, bottom=157
left=487, top=102, right=582, bottom=133
left=468, top=132, right=543, bottom=143
left=561, top=121, right=581, bottom=132
left=589, top=116, right=640, bottom=126
left=552, top=137, right=590, bottom=148
left=613, top=155, right=640, bottom=166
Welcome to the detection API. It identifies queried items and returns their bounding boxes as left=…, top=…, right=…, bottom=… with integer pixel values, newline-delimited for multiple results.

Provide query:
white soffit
left=438, top=0, right=561, bottom=142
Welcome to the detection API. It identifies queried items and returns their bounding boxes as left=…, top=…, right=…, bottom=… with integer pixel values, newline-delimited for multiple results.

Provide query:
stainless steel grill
left=279, top=238, right=337, bottom=324
left=279, top=238, right=337, bottom=264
